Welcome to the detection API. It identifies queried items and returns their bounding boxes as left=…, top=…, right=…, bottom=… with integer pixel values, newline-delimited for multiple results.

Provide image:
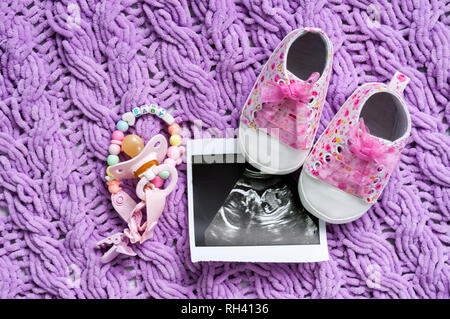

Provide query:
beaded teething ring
left=96, top=103, right=184, bottom=263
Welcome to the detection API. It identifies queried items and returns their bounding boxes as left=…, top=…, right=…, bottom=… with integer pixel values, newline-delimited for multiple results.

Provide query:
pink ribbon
left=260, top=72, right=320, bottom=116
left=125, top=201, right=147, bottom=244
left=347, top=118, right=398, bottom=168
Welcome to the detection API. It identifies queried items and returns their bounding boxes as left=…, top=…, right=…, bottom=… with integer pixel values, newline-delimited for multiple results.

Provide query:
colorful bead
left=112, top=130, right=124, bottom=141
left=169, top=134, right=182, bottom=146
left=111, top=139, right=122, bottom=147
left=122, top=112, right=136, bottom=126
left=106, top=166, right=113, bottom=177
left=141, top=104, right=150, bottom=114
left=109, top=143, right=121, bottom=155
left=151, top=176, right=164, bottom=188
left=158, top=108, right=166, bottom=118
left=168, top=123, right=180, bottom=135
left=167, top=146, right=181, bottom=160
left=150, top=104, right=158, bottom=114
left=158, top=171, right=170, bottom=179
left=132, top=107, right=141, bottom=117
left=107, top=154, right=120, bottom=166
left=167, top=146, right=185, bottom=165
left=116, top=120, right=129, bottom=132
left=164, top=158, right=176, bottom=166
left=107, top=179, right=121, bottom=194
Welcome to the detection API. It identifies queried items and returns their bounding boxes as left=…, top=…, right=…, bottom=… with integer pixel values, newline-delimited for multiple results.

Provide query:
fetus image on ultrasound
left=204, top=168, right=319, bottom=246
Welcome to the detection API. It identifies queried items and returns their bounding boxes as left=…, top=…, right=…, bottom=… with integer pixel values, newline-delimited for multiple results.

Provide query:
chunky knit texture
left=0, top=0, right=448, bottom=299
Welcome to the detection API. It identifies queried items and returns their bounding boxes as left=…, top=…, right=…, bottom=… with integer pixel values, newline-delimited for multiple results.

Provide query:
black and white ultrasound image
left=192, top=156, right=319, bottom=247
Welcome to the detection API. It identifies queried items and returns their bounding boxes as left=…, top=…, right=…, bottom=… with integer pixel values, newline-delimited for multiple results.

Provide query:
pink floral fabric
left=241, top=28, right=333, bottom=150
left=304, top=73, right=410, bottom=204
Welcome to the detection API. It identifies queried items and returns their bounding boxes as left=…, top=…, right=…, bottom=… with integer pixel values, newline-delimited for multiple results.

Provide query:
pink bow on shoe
left=260, top=72, right=320, bottom=116
left=347, top=118, right=398, bottom=169
left=254, top=72, right=320, bottom=149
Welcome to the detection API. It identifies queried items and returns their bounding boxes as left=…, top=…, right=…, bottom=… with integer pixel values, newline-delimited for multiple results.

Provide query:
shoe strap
left=388, top=71, right=410, bottom=94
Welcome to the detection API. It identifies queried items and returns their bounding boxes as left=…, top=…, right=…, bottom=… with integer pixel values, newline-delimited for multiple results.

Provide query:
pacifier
left=96, top=104, right=183, bottom=263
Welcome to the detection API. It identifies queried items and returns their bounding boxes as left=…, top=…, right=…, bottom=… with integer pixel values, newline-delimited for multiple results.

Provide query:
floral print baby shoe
left=239, top=27, right=333, bottom=174
left=299, top=72, right=411, bottom=223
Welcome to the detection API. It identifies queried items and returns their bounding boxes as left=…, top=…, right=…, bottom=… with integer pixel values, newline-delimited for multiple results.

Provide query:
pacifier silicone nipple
left=122, top=134, right=144, bottom=158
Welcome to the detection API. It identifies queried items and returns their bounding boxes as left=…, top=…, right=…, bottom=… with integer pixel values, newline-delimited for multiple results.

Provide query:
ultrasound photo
left=204, top=167, right=319, bottom=246
left=187, top=138, right=328, bottom=263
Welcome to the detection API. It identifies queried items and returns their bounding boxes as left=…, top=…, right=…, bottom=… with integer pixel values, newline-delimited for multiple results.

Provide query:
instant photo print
left=187, top=138, right=328, bottom=263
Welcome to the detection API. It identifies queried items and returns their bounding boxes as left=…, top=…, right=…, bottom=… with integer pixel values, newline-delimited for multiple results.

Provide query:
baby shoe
left=299, top=72, right=411, bottom=223
left=239, top=27, right=333, bottom=174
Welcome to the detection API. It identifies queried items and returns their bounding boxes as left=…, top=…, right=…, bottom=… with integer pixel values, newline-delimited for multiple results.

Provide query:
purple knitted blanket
left=0, top=0, right=448, bottom=299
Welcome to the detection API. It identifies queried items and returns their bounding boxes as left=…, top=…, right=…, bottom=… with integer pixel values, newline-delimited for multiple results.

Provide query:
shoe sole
left=238, top=122, right=309, bottom=175
left=298, top=170, right=371, bottom=224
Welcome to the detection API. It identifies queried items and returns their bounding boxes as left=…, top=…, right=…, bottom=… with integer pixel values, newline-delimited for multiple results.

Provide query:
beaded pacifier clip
left=96, top=104, right=184, bottom=263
